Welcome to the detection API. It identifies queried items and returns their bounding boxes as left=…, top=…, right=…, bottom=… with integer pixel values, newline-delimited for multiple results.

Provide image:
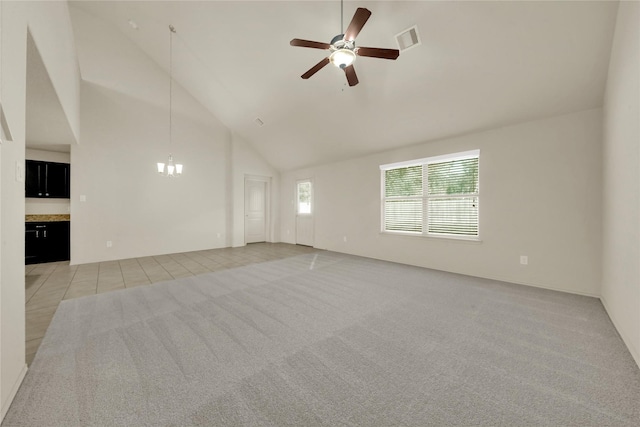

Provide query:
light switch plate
left=15, top=161, right=24, bottom=183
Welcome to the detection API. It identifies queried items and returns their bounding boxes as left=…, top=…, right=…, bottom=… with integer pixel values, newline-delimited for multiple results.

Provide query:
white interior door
left=296, top=180, right=314, bottom=246
left=245, top=179, right=266, bottom=244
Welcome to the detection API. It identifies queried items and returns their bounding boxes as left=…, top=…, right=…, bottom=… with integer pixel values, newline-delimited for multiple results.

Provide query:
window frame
left=296, top=179, right=313, bottom=216
left=380, top=150, right=480, bottom=241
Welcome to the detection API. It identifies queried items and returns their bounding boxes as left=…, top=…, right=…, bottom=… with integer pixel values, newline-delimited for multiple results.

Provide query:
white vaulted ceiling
left=25, top=32, right=77, bottom=151
left=68, top=0, right=619, bottom=171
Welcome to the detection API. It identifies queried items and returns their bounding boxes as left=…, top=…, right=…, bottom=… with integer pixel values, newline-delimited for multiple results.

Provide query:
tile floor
left=25, top=242, right=318, bottom=365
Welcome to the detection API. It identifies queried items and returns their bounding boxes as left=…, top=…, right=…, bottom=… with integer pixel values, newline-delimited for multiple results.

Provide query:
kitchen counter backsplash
left=25, top=214, right=70, bottom=223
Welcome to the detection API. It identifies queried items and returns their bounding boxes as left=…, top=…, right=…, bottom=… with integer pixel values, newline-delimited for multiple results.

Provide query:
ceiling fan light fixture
left=329, top=48, right=356, bottom=69
left=290, top=7, right=398, bottom=86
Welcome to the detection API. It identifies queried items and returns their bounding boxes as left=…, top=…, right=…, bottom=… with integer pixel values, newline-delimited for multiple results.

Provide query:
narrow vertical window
left=297, top=181, right=312, bottom=214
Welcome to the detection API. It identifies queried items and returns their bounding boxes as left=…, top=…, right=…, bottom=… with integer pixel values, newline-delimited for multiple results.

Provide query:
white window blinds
left=381, top=151, right=479, bottom=239
left=384, top=166, right=422, bottom=233
left=426, top=157, right=479, bottom=236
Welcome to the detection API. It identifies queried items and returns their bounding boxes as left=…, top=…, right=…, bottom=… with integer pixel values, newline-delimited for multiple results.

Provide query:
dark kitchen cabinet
left=25, top=221, right=70, bottom=265
left=25, top=160, right=70, bottom=198
left=25, top=161, right=42, bottom=197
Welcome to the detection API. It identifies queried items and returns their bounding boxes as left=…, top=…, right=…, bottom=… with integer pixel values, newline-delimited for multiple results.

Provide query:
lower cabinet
left=25, top=221, right=70, bottom=265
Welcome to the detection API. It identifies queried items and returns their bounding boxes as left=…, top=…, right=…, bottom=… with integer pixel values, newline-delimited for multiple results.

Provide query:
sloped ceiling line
left=68, top=1, right=618, bottom=171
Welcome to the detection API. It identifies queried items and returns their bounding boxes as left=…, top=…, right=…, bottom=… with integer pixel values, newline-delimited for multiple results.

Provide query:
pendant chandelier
left=157, top=25, right=183, bottom=177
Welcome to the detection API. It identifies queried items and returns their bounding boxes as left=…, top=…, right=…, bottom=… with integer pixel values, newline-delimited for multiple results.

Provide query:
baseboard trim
left=600, top=296, right=640, bottom=369
left=1, top=363, right=28, bottom=422
left=482, top=275, right=600, bottom=298
left=337, top=249, right=601, bottom=298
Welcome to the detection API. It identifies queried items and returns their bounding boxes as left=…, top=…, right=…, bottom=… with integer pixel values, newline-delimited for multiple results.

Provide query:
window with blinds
left=384, top=165, right=423, bottom=232
left=380, top=150, right=479, bottom=239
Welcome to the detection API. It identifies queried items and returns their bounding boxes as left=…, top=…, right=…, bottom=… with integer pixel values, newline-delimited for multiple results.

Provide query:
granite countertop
left=25, top=214, right=70, bottom=223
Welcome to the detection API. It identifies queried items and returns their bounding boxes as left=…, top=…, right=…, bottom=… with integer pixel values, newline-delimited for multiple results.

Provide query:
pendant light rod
left=157, top=24, right=183, bottom=177
left=169, top=24, right=175, bottom=151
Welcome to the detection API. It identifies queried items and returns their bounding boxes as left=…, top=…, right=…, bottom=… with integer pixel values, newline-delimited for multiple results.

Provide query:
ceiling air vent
left=395, top=25, right=421, bottom=52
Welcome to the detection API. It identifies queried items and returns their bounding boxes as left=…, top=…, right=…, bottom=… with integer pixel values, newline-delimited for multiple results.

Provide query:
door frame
left=244, top=174, right=271, bottom=245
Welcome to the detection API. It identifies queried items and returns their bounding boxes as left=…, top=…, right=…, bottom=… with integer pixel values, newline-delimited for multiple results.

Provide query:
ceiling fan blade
left=357, top=46, right=400, bottom=60
left=344, top=8, right=371, bottom=41
left=301, top=57, right=330, bottom=79
left=344, top=65, right=359, bottom=87
left=290, top=38, right=331, bottom=50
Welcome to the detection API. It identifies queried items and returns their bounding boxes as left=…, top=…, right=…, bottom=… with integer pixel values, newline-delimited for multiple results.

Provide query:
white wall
left=0, top=1, right=80, bottom=421
left=71, top=80, right=230, bottom=264
left=70, top=5, right=231, bottom=264
left=231, top=133, right=280, bottom=247
left=25, top=148, right=69, bottom=163
left=281, top=109, right=603, bottom=296
left=25, top=148, right=70, bottom=215
left=69, top=5, right=280, bottom=264
left=21, top=1, right=80, bottom=144
left=601, top=1, right=640, bottom=367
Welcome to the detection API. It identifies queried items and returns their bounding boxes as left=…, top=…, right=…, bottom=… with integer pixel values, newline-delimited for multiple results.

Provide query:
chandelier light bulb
left=157, top=153, right=182, bottom=177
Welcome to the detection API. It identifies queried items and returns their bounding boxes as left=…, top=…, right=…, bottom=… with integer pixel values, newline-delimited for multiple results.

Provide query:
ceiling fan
left=290, top=4, right=400, bottom=87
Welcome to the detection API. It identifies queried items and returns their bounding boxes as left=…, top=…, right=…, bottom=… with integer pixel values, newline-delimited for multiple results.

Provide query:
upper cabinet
left=25, top=160, right=70, bottom=198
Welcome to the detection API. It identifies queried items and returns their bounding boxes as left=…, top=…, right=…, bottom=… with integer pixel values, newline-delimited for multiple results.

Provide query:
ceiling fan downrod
left=341, top=0, right=344, bottom=34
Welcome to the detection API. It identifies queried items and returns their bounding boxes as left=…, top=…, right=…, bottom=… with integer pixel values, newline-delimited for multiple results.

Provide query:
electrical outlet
left=106, top=241, right=113, bottom=248
left=217, top=233, right=221, bottom=238
left=520, top=255, right=528, bottom=265
left=343, top=236, right=347, bottom=242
